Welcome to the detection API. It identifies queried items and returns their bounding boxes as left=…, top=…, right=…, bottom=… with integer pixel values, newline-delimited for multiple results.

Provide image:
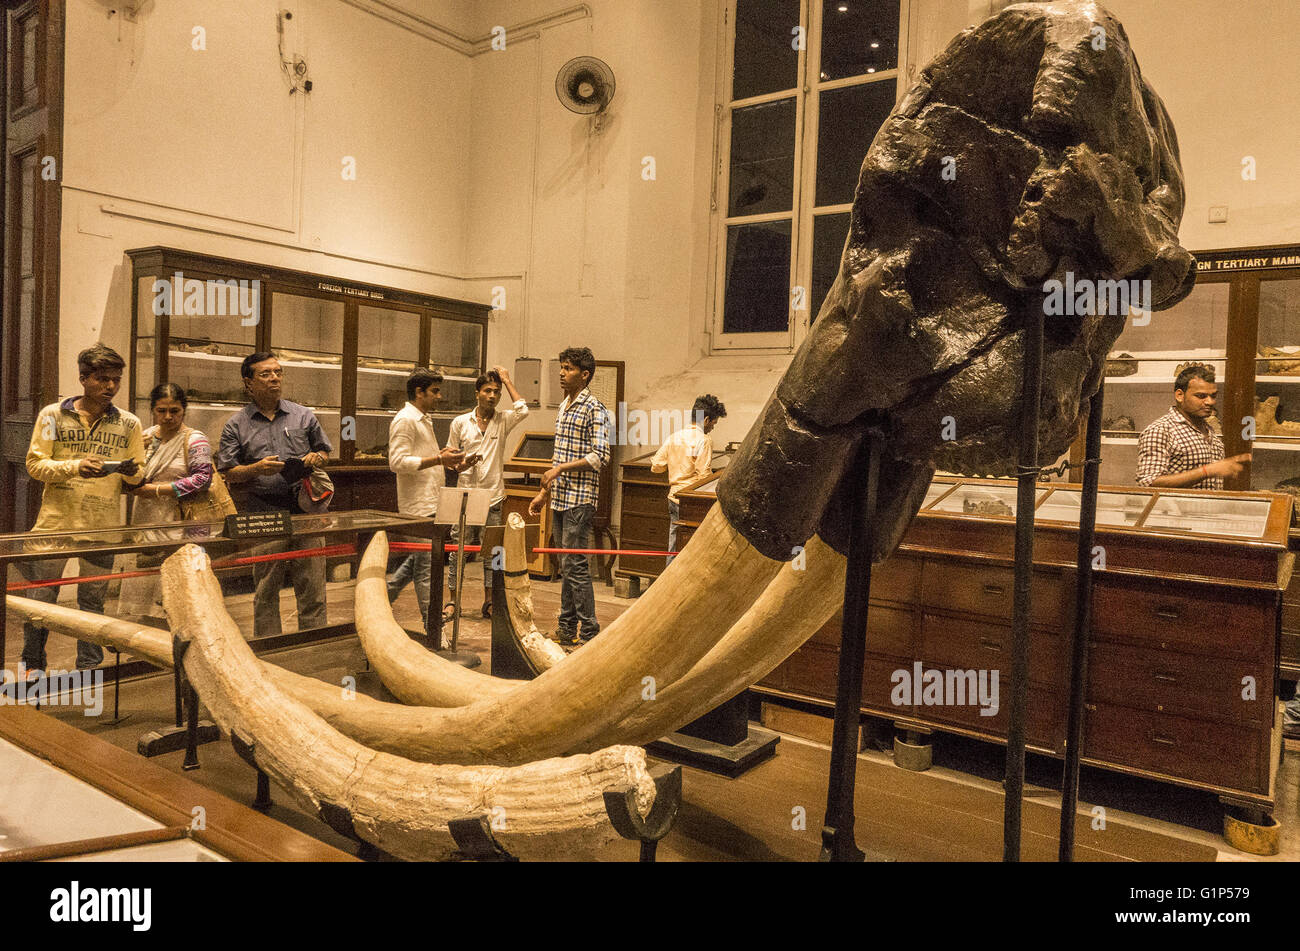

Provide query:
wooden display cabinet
left=615, top=447, right=735, bottom=582
left=1089, top=244, right=1300, bottom=686
left=126, top=247, right=488, bottom=513
left=715, top=476, right=1293, bottom=815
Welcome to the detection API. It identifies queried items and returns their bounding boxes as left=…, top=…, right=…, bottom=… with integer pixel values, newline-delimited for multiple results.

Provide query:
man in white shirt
left=387, top=368, right=464, bottom=634
left=651, top=394, right=727, bottom=564
left=447, top=366, right=529, bottom=617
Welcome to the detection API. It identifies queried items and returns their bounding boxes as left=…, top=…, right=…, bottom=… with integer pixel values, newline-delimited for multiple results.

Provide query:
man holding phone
left=387, top=367, right=465, bottom=634
left=20, top=344, right=145, bottom=674
left=447, top=366, right=529, bottom=617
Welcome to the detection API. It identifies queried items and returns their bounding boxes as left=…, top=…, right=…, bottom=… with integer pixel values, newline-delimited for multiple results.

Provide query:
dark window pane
left=733, top=0, right=801, bottom=100
left=819, top=0, right=900, bottom=81
left=729, top=99, right=797, bottom=216
left=811, top=213, right=851, bottom=320
left=723, top=221, right=792, bottom=335
left=816, top=80, right=895, bottom=206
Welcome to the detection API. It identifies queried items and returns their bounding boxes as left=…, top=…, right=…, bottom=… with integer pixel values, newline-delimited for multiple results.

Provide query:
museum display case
left=676, top=475, right=1296, bottom=811
left=127, top=248, right=489, bottom=512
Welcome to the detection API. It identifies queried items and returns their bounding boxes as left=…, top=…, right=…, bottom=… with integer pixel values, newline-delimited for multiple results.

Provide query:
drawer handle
left=1153, top=671, right=1178, bottom=684
left=979, top=638, right=1003, bottom=652
left=1084, top=703, right=1096, bottom=712
left=1150, top=733, right=1176, bottom=747
left=983, top=583, right=1005, bottom=595
left=1154, top=606, right=1181, bottom=620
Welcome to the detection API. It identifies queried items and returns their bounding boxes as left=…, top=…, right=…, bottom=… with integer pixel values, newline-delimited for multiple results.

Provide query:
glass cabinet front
left=128, top=249, right=489, bottom=465
left=1098, top=282, right=1229, bottom=488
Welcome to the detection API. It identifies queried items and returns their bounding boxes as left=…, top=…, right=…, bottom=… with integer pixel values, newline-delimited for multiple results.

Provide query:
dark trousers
left=552, top=504, right=597, bottom=637
left=18, top=554, right=113, bottom=670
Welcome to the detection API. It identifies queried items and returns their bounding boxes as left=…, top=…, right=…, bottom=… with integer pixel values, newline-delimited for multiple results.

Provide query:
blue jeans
left=18, top=554, right=113, bottom=671
left=387, top=551, right=432, bottom=634
left=666, top=498, right=680, bottom=567
left=553, top=504, right=597, bottom=637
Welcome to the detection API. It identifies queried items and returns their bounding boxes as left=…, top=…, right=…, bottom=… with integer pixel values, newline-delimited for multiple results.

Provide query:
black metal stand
left=1003, top=309, right=1045, bottom=862
left=820, top=431, right=880, bottom=863
left=1058, top=382, right=1104, bottom=860
left=646, top=691, right=780, bottom=777
left=137, top=635, right=218, bottom=757
left=431, top=523, right=479, bottom=668
left=448, top=815, right=519, bottom=862
left=230, top=733, right=273, bottom=811
left=100, top=649, right=131, bottom=726
left=603, top=764, right=683, bottom=862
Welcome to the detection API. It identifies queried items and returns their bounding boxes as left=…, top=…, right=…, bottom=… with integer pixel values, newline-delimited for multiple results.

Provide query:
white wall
left=60, top=0, right=475, bottom=393
left=60, top=0, right=1300, bottom=455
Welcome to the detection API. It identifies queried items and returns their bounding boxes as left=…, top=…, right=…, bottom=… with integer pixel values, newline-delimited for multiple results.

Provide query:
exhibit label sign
left=224, top=511, right=293, bottom=539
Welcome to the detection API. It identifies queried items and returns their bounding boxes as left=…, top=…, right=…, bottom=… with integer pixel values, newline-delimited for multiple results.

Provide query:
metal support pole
left=820, top=431, right=879, bottom=862
left=112, top=649, right=121, bottom=721
left=1059, top=381, right=1104, bottom=860
left=432, top=527, right=447, bottom=649
left=1003, top=309, right=1044, bottom=862
left=182, top=683, right=201, bottom=771
left=451, top=496, right=469, bottom=652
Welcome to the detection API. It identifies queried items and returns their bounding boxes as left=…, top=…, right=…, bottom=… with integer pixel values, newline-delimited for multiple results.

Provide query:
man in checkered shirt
left=530, top=347, right=611, bottom=645
left=1136, top=364, right=1249, bottom=489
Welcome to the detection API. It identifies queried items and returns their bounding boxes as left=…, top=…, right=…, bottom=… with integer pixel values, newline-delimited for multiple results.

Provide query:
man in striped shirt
left=1135, top=364, right=1249, bottom=490
left=529, top=347, right=611, bottom=646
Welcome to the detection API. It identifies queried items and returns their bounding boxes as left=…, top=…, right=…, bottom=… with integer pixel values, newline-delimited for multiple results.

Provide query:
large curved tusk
left=501, top=513, right=567, bottom=672
left=160, top=544, right=656, bottom=860
left=11, top=505, right=784, bottom=765
left=6, top=596, right=173, bottom=667
left=354, top=531, right=513, bottom=706
left=3, top=594, right=498, bottom=762
left=340, top=505, right=780, bottom=762
left=587, top=534, right=847, bottom=749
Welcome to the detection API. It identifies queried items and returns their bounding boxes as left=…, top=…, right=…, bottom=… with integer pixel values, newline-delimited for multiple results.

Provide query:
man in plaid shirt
left=530, top=347, right=612, bottom=645
left=1136, top=364, right=1249, bottom=489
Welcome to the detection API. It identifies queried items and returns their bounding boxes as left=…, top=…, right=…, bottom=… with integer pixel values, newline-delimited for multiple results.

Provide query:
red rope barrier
left=6, top=543, right=358, bottom=592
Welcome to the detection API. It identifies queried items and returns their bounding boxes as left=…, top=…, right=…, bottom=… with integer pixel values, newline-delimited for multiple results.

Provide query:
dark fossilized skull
left=718, top=0, right=1195, bottom=562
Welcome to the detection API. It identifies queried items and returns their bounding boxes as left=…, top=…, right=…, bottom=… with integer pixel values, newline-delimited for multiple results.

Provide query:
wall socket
left=1209, top=205, right=1229, bottom=223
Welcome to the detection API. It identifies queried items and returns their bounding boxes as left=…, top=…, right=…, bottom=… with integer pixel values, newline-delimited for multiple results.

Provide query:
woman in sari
left=117, top=383, right=215, bottom=621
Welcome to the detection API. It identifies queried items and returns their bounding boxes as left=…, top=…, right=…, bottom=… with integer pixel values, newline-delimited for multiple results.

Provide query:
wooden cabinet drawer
left=619, top=513, right=667, bottom=548
left=761, top=643, right=838, bottom=702
left=805, top=605, right=916, bottom=656
left=1083, top=702, right=1265, bottom=794
left=920, top=613, right=1064, bottom=686
left=863, top=652, right=909, bottom=712
left=870, top=555, right=921, bottom=604
left=1087, top=641, right=1271, bottom=725
left=922, top=675, right=1060, bottom=749
left=758, top=644, right=910, bottom=713
left=920, top=561, right=1074, bottom=629
left=1091, top=578, right=1273, bottom=660
left=1283, top=598, right=1300, bottom=635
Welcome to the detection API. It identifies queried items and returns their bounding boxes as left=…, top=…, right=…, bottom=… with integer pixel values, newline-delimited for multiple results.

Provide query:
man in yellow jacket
left=20, top=344, right=144, bottom=673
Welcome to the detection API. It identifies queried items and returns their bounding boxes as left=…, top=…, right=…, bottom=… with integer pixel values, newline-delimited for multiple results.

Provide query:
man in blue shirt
left=217, top=352, right=332, bottom=636
left=529, top=347, right=611, bottom=646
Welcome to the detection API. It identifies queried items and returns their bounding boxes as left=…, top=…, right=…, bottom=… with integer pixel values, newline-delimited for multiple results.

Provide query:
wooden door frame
left=1, top=0, right=63, bottom=534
